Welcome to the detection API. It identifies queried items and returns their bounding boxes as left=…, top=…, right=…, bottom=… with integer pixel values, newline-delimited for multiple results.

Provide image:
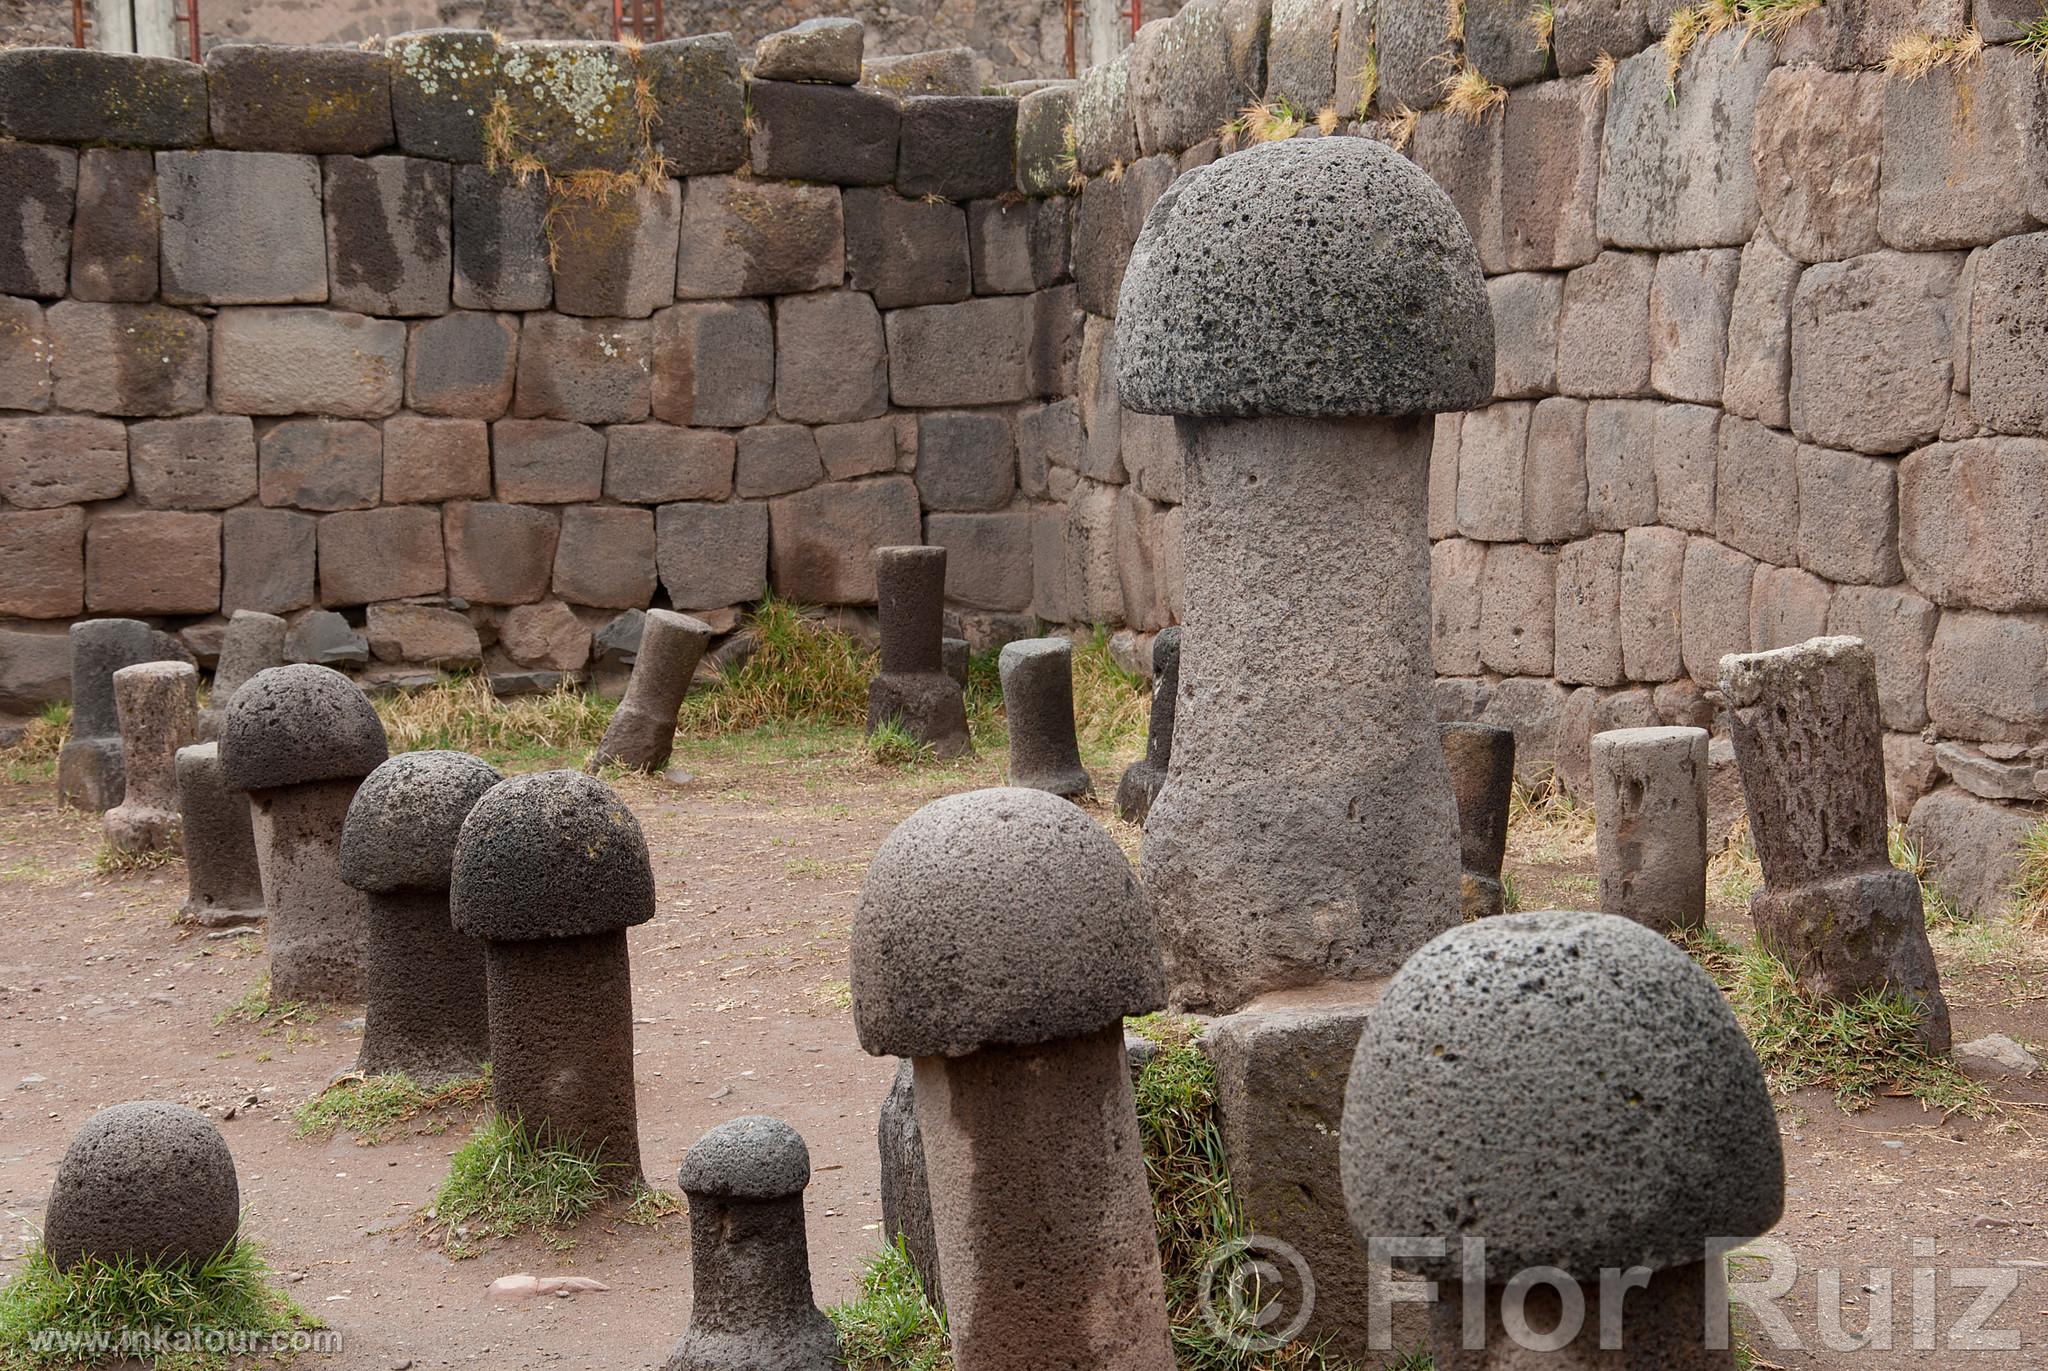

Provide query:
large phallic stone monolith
left=1342, top=912, right=1786, bottom=1367
left=588, top=610, right=714, bottom=773
left=198, top=610, right=288, bottom=740
left=1115, top=627, right=1181, bottom=825
left=997, top=637, right=1090, bottom=797
left=664, top=1115, right=839, bottom=1371
left=1719, top=637, right=1951, bottom=1050
left=43, top=1101, right=242, bottom=1272
left=1116, top=136, right=1494, bottom=1012
left=867, top=546, right=972, bottom=759
left=1440, top=722, right=1516, bottom=920
left=219, top=664, right=389, bottom=1003
left=853, top=788, right=1173, bottom=1371
left=175, top=742, right=265, bottom=927
left=339, top=751, right=500, bottom=1083
left=58, top=618, right=182, bottom=812
left=104, top=662, right=198, bottom=855
left=451, top=769, right=655, bottom=1188
left=1593, top=725, right=1709, bottom=934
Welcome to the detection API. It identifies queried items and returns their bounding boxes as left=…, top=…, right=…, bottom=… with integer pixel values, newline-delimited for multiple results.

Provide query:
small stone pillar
left=1115, top=627, right=1182, bottom=825
left=942, top=636, right=970, bottom=688
left=339, top=751, right=501, bottom=1083
left=1593, top=725, right=1709, bottom=934
left=104, top=662, right=198, bottom=855
left=877, top=1058, right=943, bottom=1310
left=199, top=609, right=288, bottom=739
left=175, top=743, right=266, bottom=927
left=219, top=665, right=389, bottom=1003
left=664, top=1115, right=838, bottom=1371
left=1115, top=137, right=1493, bottom=1012
left=867, top=546, right=971, bottom=758
left=43, top=1100, right=241, bottom=1271
left=57, top=618, right=168, bottom=812
left=998, top=637, right=1090, bottom=797
left=588, top=610, right=714, bottom=773
left=1718, top=637, right=1951, bottom=1050
left=1342, top=912, right=1785, bottom=1368
left=450, top=769, right=655, bottom=1188
left=852, top=788, right=1173, bottom=1371
left=1440, top=722, right=1516, bottom=920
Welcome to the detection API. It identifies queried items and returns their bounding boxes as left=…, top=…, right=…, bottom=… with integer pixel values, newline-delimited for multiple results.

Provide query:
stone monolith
left=1115, top=627, right=1181, bottom=825
left=43, top=1101, right=241, bottom=1272
left=1440, top=721, right=1516, bottom=919
left=997, top=637, right=1090, bottom=797
left=104, top=661, right=197, bottom=854
left=175, top=742, right=266, bottom=927
left=1593, top=725, right=1709, bottom=933
left=867, top=546, right=971, bottom=758
left=588, top=610, right=714, bottom=773
left=58, top=618, right=184, bottom=812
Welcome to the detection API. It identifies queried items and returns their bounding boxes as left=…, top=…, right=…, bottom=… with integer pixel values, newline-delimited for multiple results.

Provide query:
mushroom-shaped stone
left=104, top=661, right=198, bottom=855
left=340, top=751, right=501, bottom=1083
left=451, top=769, right=655, bottom=1187
left=1440, top=721, right=1516, bottom=920
left=176, top=742, right=265, bottom=928
left=1114, top=627, right=1181, bottom=825
left=219, top=665, right=389, bottom=1003
left=1341, top=912, right=1784, bottom=1365
left=43, top=1101, right=241, bottom=1272
left=665, top=1115, right=837, bottom=1371
left=996, top=637, right=1090, bottom=798
left=588, top=610, right=714, bottom=774
left=866, top=546, right=971, bottom=759
left=1115, top=137, right=1493, bottom=1012
left=852, top=788, right=1171, bottom=1370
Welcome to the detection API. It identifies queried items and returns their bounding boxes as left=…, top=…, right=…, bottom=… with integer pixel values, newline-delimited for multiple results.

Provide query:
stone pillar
left=339, top=751, right=500, bottom=1083
left=199, top=609, right=288, bottom=740
left=1115, top=626, right=1181, bottom=825
left=1718, top=637, right=1951, bottom=1050
left=852, top=788, right=1173, bottom=1371
left=1440, top=722, right=1516, bottom=920
left=451, top=769, right=655, bottom=1189
left=664, top=1115, right=838, bottom=1371
left=867, top=546, right=971, bottom=758
left=1342, top=912, right=1785, bottom=1368
left=877, top=1058, right=942, bottom=1311
left=588, top=610, right=713, bottom=773
left=42, top=1101, right=241, bottom=1272
left=175, top=743, right=265, bottom=927
left=58, top=618, right=164, bottom=812
left=1114, top=136, right=1493, bottom=1012
left=942, top=636, right=970, bottom=688
left=219, top=665, right=389, bottom=1004
left=998, top=637, right=1090, bottom=797
left=1592, top=725, right=1709, bottom=934
left=104, top=662, right=197, bottom=855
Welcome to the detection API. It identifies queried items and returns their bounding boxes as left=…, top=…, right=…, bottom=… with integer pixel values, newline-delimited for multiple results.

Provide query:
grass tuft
left=211, top=979, right=310, bottom=1030
left=427, top=1114, right=615, bottom=1258
left=1314, top=105, right=1341, bottom=135
left=1385, top=103, right=1421, bottom=151
left=2, top=701, right=69, bottom=783
left=375, top=675, right=614, bottom=770
left=866, top=719, right=935, bottom=768
left=1527, top=0, right=1556, bottom=50
left=1881, top=24, right=1984, bottom=79
left=2018, top=12, right=2048, bottom=64
left=829, top=1238, right=952, bottom=1371
left=1590, top=49, right=1618, bottom=90
left=0, top=1237, right=318, bottom=1370
left=1440, top=65, right=1508, bottom=121
left=1353, top=41, right=1380, bottom=118
left=675, top=596, right=873, bottom=736
left=1708, top=819, right=1763, bottom=907
left=292, top=1071, right=491, bottom=1145
left=91, top=843, right=179, bottom=876
left=1234, top=99, right=1307, bottom=142
left=2008, top=816, right=2048, bottom=925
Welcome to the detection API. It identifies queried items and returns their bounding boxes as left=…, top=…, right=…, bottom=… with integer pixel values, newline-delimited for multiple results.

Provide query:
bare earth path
left=2, top=734, right=2046, bottom=1369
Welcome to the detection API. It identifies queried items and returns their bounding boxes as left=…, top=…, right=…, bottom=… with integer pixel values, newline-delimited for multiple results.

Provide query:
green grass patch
left=291, top=1070, right=491, bottom=1144
left=867, top=719, right=935, bottom=767
left=427, top=1114, right=618, bottom=1258
left=830, top=1237, right=952, bottom=1371
left=210, top=980, right=311, bottom=1030
left=2008, top=816, right=2048, bottom=924
left=0, top=1237, right=319, bottom=1370
left=2, top=701, right=69, bottom=783
left=677, top=595, right=873, bottom=735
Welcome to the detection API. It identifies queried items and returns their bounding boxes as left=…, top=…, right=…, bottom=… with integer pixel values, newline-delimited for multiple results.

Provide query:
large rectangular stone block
left=1501, top=78, right=1603, bottom=271
left=651, top=300, right=772, bottom=428
left=387, top=29, right=500, bottom=164
left=1620, top=524, right=1686, bottom=681
left=1752, top=68, right=1882, bottom=263
left=1749, top=563, right=1831, bottom=651
left=1375, top=0, right=1455, bottom=107
left=1796, top=442, right=1901, bottom=586
left=0, top=49, right=207, bottom=148
left=213, top=307, right=405, bottom=418
left=676, top=177, right=843, bottom=300
left=1778, top=0, right=1963, bottom=68
left=1061, top=478, right=1123, bottom=622
left=605, top=425, right=735, bottom=504
left=1431, top=536, right=1486, bottom=675
left=47, top=301, right=206, bottom=416
left=552, top=505, right=655, bottom=609
left=1071, top=175, right=1134, bottom=320
left=157, top=151, right=326, bottom=305
left=1428, top=414, right=1460, bottom=540
left=1411, top=108, right=1507, bottom=276
left=656, top=499, right=770, bottom=608
left=406, top=310, right=519, bottom=418
left=1652, top=401, right=1718, bottom=532
left=1556, top=250, right=1654, bottom=398
left=1455, top=401, right=1531, bottom=541
left=130, top=414, right=257, bottom=510
left=495, top=42, right=643, bottom=175
left=1714, top=415, right=1800, bottom=565
left=1722, top=232, right=1801, bottom=428
left=1967, top=231, right=2048, bottom=438
left=1925, top=608, right=2048, bottom=742
left=1523, top=395, right=1590, bottom=544
left=1552, top=0, right=1650, bottom=75
left=886, top=297, right=1035, bottom=408
left=70, top=149, right=157, bottom=303
left=735, top=424, right=824, bottom=499
left=1583, top=399, right=1658, bottom=530
left=924, top=510, right=1033, bottom=611
left=1597, top=34, right=1772, bottom=249
left=492, top=419, right=605, bottom=503
left=550, top=180, right=680, bottom=319
left=0, top=507, right=83, bottom=618
left=452, top=167, right=551, bottom=312
left=323, top=156, right=453, bottom=316
left=767, top=476, right=921, bottom=604
left=512, top=314, right=652, bottom=424
left=444, top=501, right=559, bottom=604
left=748, top=79, right=901, bottom=185
left=774, top=291, right=888, bottom=425
left=1898, top=437, right=2048, bottom=610
left=1489, top=272, right=1562, bottom=399
left=1880, top=47, right=2036, bottom=251
left=318, top=506, right=444, bottom=606
left=85, top=510, right=220, bottom=615
left=1479, top=541, right=1557, bottom=676
left=1828, top=582, right=1938, bottom=730
left=382, top=414, right=491, bottom=503
left=845, top=189, right=971, bottom=309
left=817, top=418, right=901, bottom=484
left=0, top=296, right=48, bottom=411
left=205, top=45, right=393, bottom=154
left=259, top=418, right=383, bottom=512
left=1074, top=50, right=1138, bottom=175
left=222, top=506, right=316, bottom=614
left=1789, top=249, right=1962, bottom=455
left=0, top=142, right=75, bottom=299
left=1649, top=248, right=1739, bottom=404
left=1679, top=535, right=1756, bottom=685
left=1554, top=532, right=1624, bottom=686
left=916, top=411, right=1016, bottom=512
left=1127, top=0, right=1237, bottom=156
left=640, top=34, right=748, bottom=176
left=0, top=415, right=127, bottom=508
left=897, top=95, right=1018, bottom=201
left=1463, top=0, right=1549, bottom=87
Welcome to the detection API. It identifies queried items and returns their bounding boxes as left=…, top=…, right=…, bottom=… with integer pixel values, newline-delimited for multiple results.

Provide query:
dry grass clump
left=1, top=701, right=68, bottom=782
left=1352, top=42, right=1379, bottom=117
left=1882, top=24, right=1985, bottom=79
left=1232, top=99, right=1308, bottom=142
left=1440, top=65, right=1508, bottom=120
left=1527, top=0, right=1556, bottom=51
left=1385, top=103, right=1421, bottom=150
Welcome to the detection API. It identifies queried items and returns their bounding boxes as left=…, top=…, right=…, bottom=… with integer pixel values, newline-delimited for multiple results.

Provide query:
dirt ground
left=2, top=729, right=2046, bottom=1370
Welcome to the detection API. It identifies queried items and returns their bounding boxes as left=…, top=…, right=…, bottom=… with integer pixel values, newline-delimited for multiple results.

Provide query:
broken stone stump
left=1440, top=721, right=1515, bottom=920
left=1592, top=725, right=1709, bottom=934
left=877, top=1058, right=942, bottom=1311
left=1342, top=912, right=1785, bottom=1368
left=664, top=1115, right=839, bottom=1371
left=451, top=769, right=655, bottom=1189
left=43, top=1101, right=241, bottom=1271
left=997, top=637, right=1090, bottom=797
left=339, top=750, right=500, bottom=1083
left=104, top=661, right=198, bottom=855
left=58, top=618, right=172, bottom=812
left=1719, top=637, right=1951, bottom=1050
left=1115, top=626, right=1181, bottom=825
left=867, top=546, right=971, bottom=758
left=588, top=610, right=714, bottom=773
left=199, top=609, right=288, bottom=739
left=175, top=742, right=265, bottom=927
left=942, top=636, right=969, bottom=688
left=219, top=664, right=389, bottom=1003
left=1116, top=136, right=1491, bottom=1012
left=852, top=788, right=1173, bottom=1371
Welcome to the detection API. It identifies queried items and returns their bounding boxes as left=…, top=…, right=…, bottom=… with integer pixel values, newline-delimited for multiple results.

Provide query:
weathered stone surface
left=1598, top=34, right=1773, bottom=250
left=222, top=508, right=316, bottom=614
left=1794, top=443, right=1900, bottom=586
left=1455, top=401, right=1530, bottom=542
left=1554, top=534, right=1624, bottom=687
left=386, top=29, right=499, bottom=164
left=1074, top=49, right=1138, bottom=175
left=1582, top=399, right=1658, bottom=530
left=1652, top=401, right=1718, bottom=532
left=1430, top=537, right=1486, bottom=676
left=1913, top=437, right=2048, bottom=609
left=1427, top=414, right=1460, bottom=539
left=260, top=419, right=382, bottom=512
left=648, top=300, right=771, bottom=428
left=1016, top=83, right=1080, bottom=196
left=494, top=42, right=641, bottom=175
left=1954, top=1032, right=2040, bottom=1079
left=774, top=291, right=889, bottom=424
left=43, top=1101, right=240, bottom=1273
left=1556, top=251, right=1654, bottom=398
left=129, top=415, right=257, bottom=511
left=817, top=418, right=900, bottom=483
left=676, top=177, right=843, bottom=300
left=176, top=740, right=265, bottom=925
left=1905, top=786, right=2035, bottom=918
left=1477, top=675, right=1572, bottom=786
left=0, top=507, right=83, bottom=619
left=887, top=297, right=1035, bottom=408
left=1880, top=47, right=2035, bottom=252
left=1750, top=564, right=1832, bottom=652
left=1126, top=2, right=1233, bottom=156
left=915, top=411, right=1015, bottom=512
left=1479, top=542, right=1557, bottom=678
left=1778, top=0, right=1964, bottom=67
left=845, top=189, right=970, bottom=309
left=283, top=609, right=368, bottom=667
left=498, top=600, right=592, bottom=671
left=1934, top=741, right=2037, bottom=802
left=451, top=167, right=551, bottom=312
left=1594, top=725, right=1709, bottom=932
left=382, top=415, right=489, bottom=503
left=46, top=301, right=206, bottom=417
left=1500, top=79, right=1603, bottom=271
left=920, top=512, right=1032, bottom=612
left=640, top=34, right=747, bottom=176
left=1072, top=174, right=1136, bottom=319
left=1925, top=608, right=2048, bottom=743
left=1789, top=249, right=1963, bottom=455
left=318, top=507, right=444, bottom=606
left=1409, top=108, right=1507, bottom=277
left=655, top=499, right=769, bottom=609
left=206, top=45, right=392, bottom=154
left=1827, top=583, right=1937, bottom=731
left=747, top=79, right=901, bottom=187
left=1715, top=416, right=1799, bottom=566
left=1463, top=0, right=1548, bottom=87
left=1968, top=232, right=2048, bottom=437
left=605, top=425, right=734, bottom=504
left=1375, top=0, right=1456, bottom=108
left=71, top=150, right=158, bottom=303
left=897, top=96, right=1018, bottom=202
left=863, top=47, right=981, bottom=97
left=1752, top=68, right=1882, bottom=263
left=1679, top=535, right=1755, bottom=685
left=445, top=501, right=559, bottom=604
left=1489, top=272, right=1562, bottom=400
left=322, top=156, right=451, bottom=317
left=366, top=604, right=480, bottom=667
left=735, top=425, right=824, bottom=500
left=1551, top=0, right=1648, bottom=75
left=156, top=151, right=326, bottom=306
left=1649, top=248, right=1739, bottom=404
left=0, top=624, right=71, bottom=714
left=0, top=49, right=207, bottom=148
left=406, top=310, right=519, bottom=418
left=1722, top=231, right=1801, bottom=428
left=1523, top=395, right=1589, bottom=544
left=552, top=505, right=656, bottom=609
left=85, top=512, right=220, bottom=615
left=549, top=181, right=680, bottom=319
left=755, top=16, right=864, bottom=83
left=1619, top=524, right=1686, bottom=683
left=492, top=419, right=605, bottom=503
left=767, top=477, right=922, bottom=605
left=0, top=416, right=127, bottom=509
left=213, top=307, right=405, bottom=418
left=512, top=315, right=651, bottom=424
left=0, top=295, right=48, bottom=410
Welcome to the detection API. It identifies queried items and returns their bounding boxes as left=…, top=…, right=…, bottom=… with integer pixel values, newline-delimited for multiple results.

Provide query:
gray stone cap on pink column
left=340, top=749, right=504, bottom=895
left=851, top=786, right=1165, bottom=1059
left=449, top=769, right=656, bottom=941
left=218, top=663, right=389, bottom=792
left=1112, top=136, right=1496, bottom=419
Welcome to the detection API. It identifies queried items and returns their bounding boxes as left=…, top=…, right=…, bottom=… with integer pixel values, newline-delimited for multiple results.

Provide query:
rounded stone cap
left=1113, top=137, right=1495, bottom=419
left=1340, top=911, right=1784, bottom=1279
left=851, top=787, right=1166, bottom=1058
left=676, top=1114, right=811, bottom=1200
left=218, top=664, right=389, bottom=792
left=43, top=1101, right=241, bottom=1271
left=340, top=750, right=505, bottom=895
left=449, top=769, right=656, bottom=941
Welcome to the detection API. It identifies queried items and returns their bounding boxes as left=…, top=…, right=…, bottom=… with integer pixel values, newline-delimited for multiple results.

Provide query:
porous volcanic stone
left=103, top=661, right=197, bottom=855
left=0, top=49, right=207, bottom=148
left=1592, top=725, right=1708, bottom=934
left=218, top=664, right=388, bottom=794
left=1114, top=626, right=1180, bottom=825
left=43, top=1101, right=240, bottom=1272
left=588, top=610, right=713, bottom=773
left=175, top=743, right=265, bottom=927
left=876, top=1059, right=941, bottom=1309
left=450, top=769, right=656, bottom=942
left=998, top=638, right=1091, bottom=798
left=754, top=17, right=864, bottom=82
